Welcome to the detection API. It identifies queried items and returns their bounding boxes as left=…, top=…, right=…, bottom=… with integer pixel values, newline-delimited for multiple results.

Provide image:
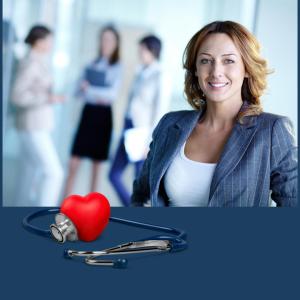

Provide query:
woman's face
left=139, top=44, right=155, bottom=65
left=195, top=33, right=247, bottom=104
left=101, top=30, right=118, bottom=59
left=34, top=35, right=53, bottom=53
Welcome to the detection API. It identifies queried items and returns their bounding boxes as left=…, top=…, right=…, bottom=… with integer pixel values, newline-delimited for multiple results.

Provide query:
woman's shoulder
left=109, top=60, right=122, bottom=69
left=256, top=112, right=296, bottom=139
left=153, top=110, right=200, bottom=134
left=257, top=112, right=294, bottom=128
left=17, top=54, right=40, bottom=74
left=259, top=111, right=290, bottom=121
left=160, top=109, right=198, bottom=123
left=105, top=60, right=123, bottom=76
left=88, top=57, right=120, bottom=67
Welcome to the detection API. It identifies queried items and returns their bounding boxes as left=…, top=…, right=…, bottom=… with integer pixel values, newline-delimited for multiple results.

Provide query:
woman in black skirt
left=64, top=25, right=122, bottom=196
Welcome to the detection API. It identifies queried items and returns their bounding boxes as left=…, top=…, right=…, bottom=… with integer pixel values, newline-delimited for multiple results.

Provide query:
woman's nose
left=210, top=61, right=224, bottom=78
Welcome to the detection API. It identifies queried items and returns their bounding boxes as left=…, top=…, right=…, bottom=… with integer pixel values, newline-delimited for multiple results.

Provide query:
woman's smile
left=207, top=81, right=230, bottom=89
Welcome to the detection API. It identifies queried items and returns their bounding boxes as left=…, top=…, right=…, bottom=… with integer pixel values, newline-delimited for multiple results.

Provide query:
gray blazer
left=131, top=109, right=298, bottom=207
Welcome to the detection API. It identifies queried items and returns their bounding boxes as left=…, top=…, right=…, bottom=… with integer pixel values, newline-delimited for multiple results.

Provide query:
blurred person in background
left=64, top=25, right=122, bottom=197
left=109, top=35, right=170, bottom=206
left=11, top=25, right=64, bottom=206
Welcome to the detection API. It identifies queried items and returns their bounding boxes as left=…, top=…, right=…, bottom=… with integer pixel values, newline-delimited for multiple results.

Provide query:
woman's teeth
left=209, top=82, right=228, bottom=88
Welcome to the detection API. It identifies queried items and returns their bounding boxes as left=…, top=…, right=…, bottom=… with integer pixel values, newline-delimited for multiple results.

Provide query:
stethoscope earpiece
left=85, top=257, right=128, bottom=269
left=113, top=258, right=128, bottom=269
left=63, top=249, right=128, bottom=268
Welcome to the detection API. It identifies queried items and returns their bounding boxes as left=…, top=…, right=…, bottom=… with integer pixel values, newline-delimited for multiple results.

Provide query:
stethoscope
left=23, top=208, right=187, bottom=269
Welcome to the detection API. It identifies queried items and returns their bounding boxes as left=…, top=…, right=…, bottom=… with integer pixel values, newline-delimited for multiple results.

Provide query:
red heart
left=60, top=192, right=110, bottom=242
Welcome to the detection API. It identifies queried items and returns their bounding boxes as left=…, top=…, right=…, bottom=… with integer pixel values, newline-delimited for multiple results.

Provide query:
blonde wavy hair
left=183, top=20, right=271, bottom=122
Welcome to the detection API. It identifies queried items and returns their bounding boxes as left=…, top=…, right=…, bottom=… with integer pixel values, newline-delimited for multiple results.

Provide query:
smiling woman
left=131, top=20, right=298, bottom=207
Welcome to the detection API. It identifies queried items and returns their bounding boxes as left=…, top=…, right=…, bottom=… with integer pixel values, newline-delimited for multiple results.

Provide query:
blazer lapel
left=165, top=109, right=204, bottom=158
left=152, top=110, right=203, bottom=195
left=208, top=115, right=259, bottom=202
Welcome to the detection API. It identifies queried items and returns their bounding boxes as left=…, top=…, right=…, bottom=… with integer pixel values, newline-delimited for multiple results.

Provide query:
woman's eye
left=224, top=59, right=235, bottom=64
left=200, top=58, right=210, bottom=64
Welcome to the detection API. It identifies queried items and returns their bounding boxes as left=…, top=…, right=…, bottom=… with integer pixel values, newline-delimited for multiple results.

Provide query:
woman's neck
left=201, top=99, right=243, bottom=131
left=31, top=46, right=47, bottom=56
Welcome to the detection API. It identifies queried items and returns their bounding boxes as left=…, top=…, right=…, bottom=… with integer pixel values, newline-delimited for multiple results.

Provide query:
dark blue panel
left=0, top=207, right=299, bottom=300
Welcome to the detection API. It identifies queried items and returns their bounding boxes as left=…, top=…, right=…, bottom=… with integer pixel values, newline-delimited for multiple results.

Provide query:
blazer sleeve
left=131, top=114, right=168, bottom=206
left=270, top=117, right=298, bottom=206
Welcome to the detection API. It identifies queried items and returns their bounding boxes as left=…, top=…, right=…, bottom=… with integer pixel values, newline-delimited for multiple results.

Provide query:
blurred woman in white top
left=109, top=35, right=171, bottom=206
left=12, top=25, right=64, bottom=206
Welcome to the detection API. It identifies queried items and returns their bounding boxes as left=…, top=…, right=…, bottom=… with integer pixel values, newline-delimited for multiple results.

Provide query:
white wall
left=87, top=0, right=209, bottom=106
left=203, top=0, right=297, bottom=138
left=256, top=0, right=297, bottom=138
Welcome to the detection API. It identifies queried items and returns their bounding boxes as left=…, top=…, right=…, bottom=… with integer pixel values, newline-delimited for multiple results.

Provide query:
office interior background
left=2, top=0, right=297, bottom=206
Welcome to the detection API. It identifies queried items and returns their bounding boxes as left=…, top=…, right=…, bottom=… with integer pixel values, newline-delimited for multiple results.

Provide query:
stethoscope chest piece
left=50, top=213, right=78, bottom=243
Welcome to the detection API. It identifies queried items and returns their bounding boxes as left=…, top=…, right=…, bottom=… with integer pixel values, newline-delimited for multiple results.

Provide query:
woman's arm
left=270, top=117, right=298, bottom=206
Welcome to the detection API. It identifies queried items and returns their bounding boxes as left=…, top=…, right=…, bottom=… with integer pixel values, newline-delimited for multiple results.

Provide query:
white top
left=164, top=142, right=217, bottom=207
left=127, top=61, right=171, bottom=130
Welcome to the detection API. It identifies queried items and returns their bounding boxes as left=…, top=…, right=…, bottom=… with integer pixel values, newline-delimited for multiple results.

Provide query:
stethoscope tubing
left=22, top=208, right=59, bottom=238
left=22, top=208, right=187, bottom=240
